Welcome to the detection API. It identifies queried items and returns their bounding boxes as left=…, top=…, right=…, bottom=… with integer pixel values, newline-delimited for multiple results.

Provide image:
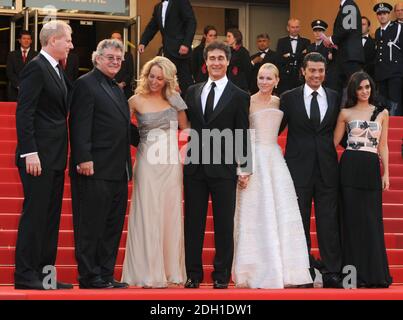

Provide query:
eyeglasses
left=101, top=54, right=124, bottom=63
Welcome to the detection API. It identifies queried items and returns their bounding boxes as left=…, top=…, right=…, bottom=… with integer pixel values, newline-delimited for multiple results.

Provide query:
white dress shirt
left=303, top=84, right=328, bottom=122
left=21, top=47, right=30, bottom=56
left=201, top=76, right=228, bottom=114
left=290, top=36, right=298, bottom=54
left=161, top=0, right=169, bottom=28
left=340, top=0, right=346, bottom=7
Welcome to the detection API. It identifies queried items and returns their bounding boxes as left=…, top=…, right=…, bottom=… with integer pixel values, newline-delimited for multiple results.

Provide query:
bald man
left=395, top=2, right=403, bottom=24
left=276, top=19, right=310, bottom=94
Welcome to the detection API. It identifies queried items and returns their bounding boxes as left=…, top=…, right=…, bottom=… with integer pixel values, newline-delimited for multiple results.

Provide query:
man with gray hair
left=15, top=20, right=74, bottom=290
left=69, top=39, right=140, bottom=289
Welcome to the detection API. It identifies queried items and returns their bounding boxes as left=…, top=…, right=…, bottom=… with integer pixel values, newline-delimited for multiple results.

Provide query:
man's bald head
left=395, top=2, right=403, bottom=22
left=287, top=18, right=301, bottom=37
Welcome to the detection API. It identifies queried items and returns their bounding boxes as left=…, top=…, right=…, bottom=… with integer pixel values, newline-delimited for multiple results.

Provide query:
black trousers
left=294, top=165, right=342, bottom=277
left=70, top=175, right=128, bottom=283
left=14, top=167, right=65, bottom=282
left=184, top=167, right=237, bottom=283
left=165, top=53, right=194, bottom=95
left=333, top=61, right=363, bottom=92
left=378, top=77, right=403, bottom=116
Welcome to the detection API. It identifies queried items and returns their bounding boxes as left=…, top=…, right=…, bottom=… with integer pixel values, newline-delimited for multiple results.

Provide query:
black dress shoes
left=15, top=280, right=46, bottom=290
left=323, top=273, right=344, bottom=289
left=294, top=283, right=314, bottom=288
left=108, top=279, right=129, bottom=289
left=213, top=281, right=228, bottom=289
left=184, top=278, right=200, bottom=288
left=56, top=281, right=73, bottom=289
left=79, top=279, right=113, bottom=289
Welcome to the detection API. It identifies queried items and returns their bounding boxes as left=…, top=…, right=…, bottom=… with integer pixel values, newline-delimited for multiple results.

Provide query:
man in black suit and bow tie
left=276, top=19, right=310, bottom=94
left=279, top=52, right=343, bottom=288
left=6, top=30, right=37, bottom=101
left=249, top=33, right=280, bottom=94
left=361, top=17, right=376, bottom=79
left=14, top=21, right=74, bottom=290
left=323, top=0, right=364, bottom=92
left=139, top=0, right=196, bottom=94
left=69, top=39, right=140, bottom=289
left=183, top=41, right=252, bottom=289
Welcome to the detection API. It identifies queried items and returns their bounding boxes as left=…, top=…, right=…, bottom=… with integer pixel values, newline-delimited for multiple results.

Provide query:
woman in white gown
left=121, top=56, right=187, bottom=288
left=233, top=63, right=312, bottom=289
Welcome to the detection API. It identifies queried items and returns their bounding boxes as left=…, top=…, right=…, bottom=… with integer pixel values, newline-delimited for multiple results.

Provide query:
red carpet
left=1, top=102, right=403, bottom=299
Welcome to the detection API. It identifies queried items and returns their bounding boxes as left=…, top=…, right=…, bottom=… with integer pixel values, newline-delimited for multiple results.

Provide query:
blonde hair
left=39, top=20, right=72, bottom=47
left=258, top=63, right=279, bottom=79
left=135, top=56, right=178, bottom=99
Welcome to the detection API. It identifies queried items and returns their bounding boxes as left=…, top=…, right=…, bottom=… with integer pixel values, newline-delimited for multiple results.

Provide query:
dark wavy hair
left=227, top=28, right=243, bottom=46
left=200, top=25, right=217, bottom=46
left=345, top=71, right=377, bottom=108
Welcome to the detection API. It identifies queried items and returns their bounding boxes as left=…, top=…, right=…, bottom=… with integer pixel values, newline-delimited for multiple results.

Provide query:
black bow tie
left=290, top=38, right=298, bottom=42
left=362, top=36, right=368, bottom=39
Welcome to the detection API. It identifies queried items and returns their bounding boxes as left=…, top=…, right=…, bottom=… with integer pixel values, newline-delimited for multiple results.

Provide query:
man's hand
left=283, top=53, right=291, bottom=58
left=238, top=175, right=250, bottom=189
left=77, top=161, right=94, bottom=176
left=179, top=45, right=189, bottom=56
left=118, top=82, right=126, bottom=89
left=138, top=44, right=145, bottom=54
left=25, top=154, right=42, bottom=176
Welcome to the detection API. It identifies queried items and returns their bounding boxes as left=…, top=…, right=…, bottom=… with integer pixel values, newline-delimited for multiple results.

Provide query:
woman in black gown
left=226, top=28, right=252, bottom=92
left=334, top=71, right=392, bottom=288
left=191, top=25, right=217, bottom=83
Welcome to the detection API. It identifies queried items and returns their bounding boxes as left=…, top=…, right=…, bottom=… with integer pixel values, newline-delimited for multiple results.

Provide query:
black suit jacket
left=15, top=53, right=70, bottom=171
left=191, top=43, right=208, bottom=83
left=115, top=51, right=135, bottom=99
left=362, top=35, right=376, bottom=78
left=331, top=0, right=364, bottom=64
left=279, top=85, right=340, bottom=188
left=184, top=80, right=252, bottom=179
left=276, top=36, right=310, bottom=74
left=249, top=49, right=280, bottom=94
left=6, top=48, right=38, bottom=100
left=140, top=0, right=196, bottom=59
left=69, top=68, right=140, bottom=181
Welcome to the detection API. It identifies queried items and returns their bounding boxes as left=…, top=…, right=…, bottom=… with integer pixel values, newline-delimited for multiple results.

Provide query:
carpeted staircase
left=0, top=102, right=402, bottom=286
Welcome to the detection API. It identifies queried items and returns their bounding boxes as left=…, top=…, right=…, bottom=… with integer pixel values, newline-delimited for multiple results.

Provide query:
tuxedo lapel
left=157, top=2, right=164, bottom=29
left=207, top=82, right=233, bottom=125
left=99, top=77, right=130, bottom=121
left=318, top=88, right=335, bottom=131
left=165, top=0, right=174, bottom=23
left=40, top=54, right=66, bottom=98
left=296, top=86, right=315, bottom=131
left=194, top=82, right=205, bottom=124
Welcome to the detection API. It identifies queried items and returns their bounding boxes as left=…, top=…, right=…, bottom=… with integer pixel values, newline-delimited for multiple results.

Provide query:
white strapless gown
left=233, top=99, right=312, bottom=289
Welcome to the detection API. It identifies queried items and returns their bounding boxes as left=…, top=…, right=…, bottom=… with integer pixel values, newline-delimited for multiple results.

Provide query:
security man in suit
left=361, top=16, right=377, bottom=79
left=374, top=2, right=403, bottom=116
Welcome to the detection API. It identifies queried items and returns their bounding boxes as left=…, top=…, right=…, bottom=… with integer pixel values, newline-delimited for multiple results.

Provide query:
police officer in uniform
left=374, top=2, right=403, bottom=116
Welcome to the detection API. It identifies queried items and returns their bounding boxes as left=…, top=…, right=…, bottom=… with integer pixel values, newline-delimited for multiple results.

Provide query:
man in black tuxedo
left=276, top=19, right=310, bottom=94
left=69, top=39, right=140, bottom=289
left=183, top=41, right=252, bottom=289
left=6, top=30, right=37, bottom=101
left=139, top=0, right=196, bottom=94
left=361, top=16, right=376, bottom=79
left=249, top=33, right=279, bottom=94
left=279, top=53, right=342, bottom=288
left=14, top=21, right=74, bottom=290
left=111, top=31, right=135, bottom=99
left=323, top=0, right=364, bottom=92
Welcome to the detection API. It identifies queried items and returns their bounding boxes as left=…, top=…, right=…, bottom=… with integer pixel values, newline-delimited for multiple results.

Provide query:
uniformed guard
left=374, top=2, right=403, bottom=116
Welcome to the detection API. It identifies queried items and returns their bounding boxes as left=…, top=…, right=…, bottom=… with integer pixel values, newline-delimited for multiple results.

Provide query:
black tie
left=56, top=64, right=67, bottom=96
left=204, top=82, right=216, bottom=123
left=310, top=91, right=321, bottom=128
left=290, top=38, right=298, bottom=42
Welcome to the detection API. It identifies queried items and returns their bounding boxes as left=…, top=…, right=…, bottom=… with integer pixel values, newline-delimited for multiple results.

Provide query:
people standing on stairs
left=69, top=39, right=140, bottom=289
left=183, top=41, right=252, bottom=289
left=279, top=53, right=343, bottom=289
left=139, top=0, right=196, bottom=96
left=322, top=0, right=365, bottom=100
left=226, top=28, right=252, bottom=92
left=249, top=33, right=280, bottom=95
left=14, top=20, right=74, bottom=290
left=111, top=31, right=135, bottom=99
left=192, top=25, right=218, bottom=84
left=373, top=2, right=403, bottom=116
left=6, top=30, right=38, bottom=102
left=361, top=17, right=377, bottom=80
left=276, top=18, right=310, bottom=94
left=121, top=56, right=187, bottom=288
left=233, top=63, right=313, bottom=289
left=334, top=71, right=392, bottom=288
